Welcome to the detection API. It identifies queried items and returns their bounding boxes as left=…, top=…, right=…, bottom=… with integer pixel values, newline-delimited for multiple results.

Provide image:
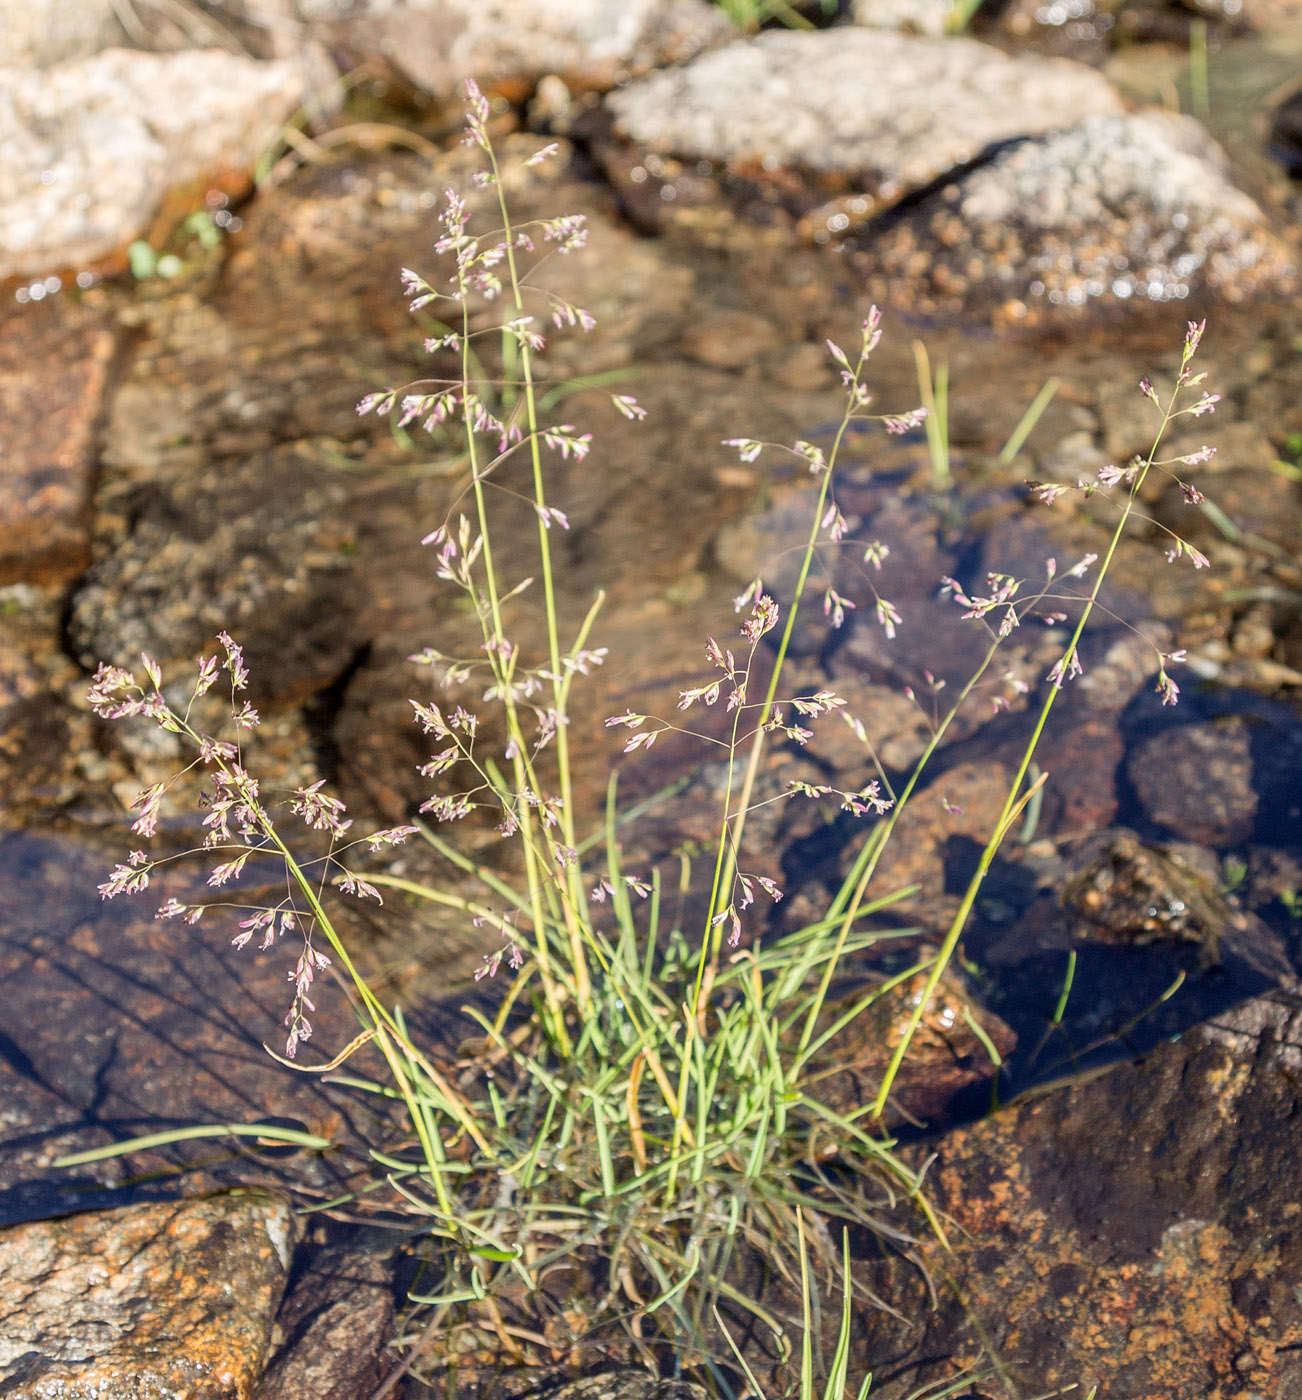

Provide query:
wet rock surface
left=1126, top=687, right=1302, bottom=847
left=0, top=832, right=394, bottom=1227
left=852, top=993, right=1302, bottom=1399
left=0, top=301, right=120, bottom=584
left=509, top=1376, right=710, bottom=1400
left=68, top=441, right=366, bottom=705
left=811, top=962, right=1017, bottom=1127
left=0, top=589, right=86, bottom=829
left=1127, top=715, right=1261, bottom=845
left=975, top=833, right=1297, bottom=1092
left=0, top=1193, right=297, bottom=1399
left=1062, top=827, right=1236, bottom=951
left=253, top=1231, right=397, bottom=1400
left=1058, top=826, right=1294, bottom=978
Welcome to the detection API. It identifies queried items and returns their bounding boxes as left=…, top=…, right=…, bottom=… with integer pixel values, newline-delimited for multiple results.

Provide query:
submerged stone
left=810, top=961, right=1017, bottom=1128
left=254, top=1237, right=396, bottom=1400
left=68, top=441, right=366, bottom=707
left=0, top=301, right=119, bottom=584
left=0, top=831, right=379, bottom=1224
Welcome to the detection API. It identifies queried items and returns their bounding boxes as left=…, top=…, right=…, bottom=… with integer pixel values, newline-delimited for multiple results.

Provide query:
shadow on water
left=0, top=830, right=389, bottom=1227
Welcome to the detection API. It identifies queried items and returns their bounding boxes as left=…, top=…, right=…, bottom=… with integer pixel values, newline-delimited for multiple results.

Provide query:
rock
left=811, top=962, right=1016, bottom=1127
left=0, top=302, right=119, bottom=584
left=771, top=339, right=836, bottom=391
left=1230, top=603, right=1279, bottom=660
left=1060, top=826, right=1261, bottom=964
left=1152, top=460, right=1302, bottom=556
left=620, top=746, right=830, bottom=871
left=0, top=0, right=305, bottom=67
left=848, top=758, right=1015, bottom=926
left=521, top=1376, right=710, bottom=1400
left=0, top=594, right=84, bottom=827
left=802, top=670, right=931, bottom=775
left=1127, top=689, right=1302, bottom=848
left=679, top=308, right=782, bottom=369
left=983, top=623, right=1169, bottom=836
left=712, top=483, right=833, bottom=653
left=859, top=111, right=1299, bottom=325
left=1128, top=716, right=1259, bottom=845
left=254, top=1236, right=396, bottom=1400
left=604, top=28, right=1121, bottom=208
left=856, top=994, right=1302, bottom=1399
left=716, top=475, right=980, bottom=675
left=975, top=497, right=1211, bottom=626
left=311, top=0, right=733, bottom=100
left=0, top=0, right=122, bottom=67
left=830, top=490, right=992, bottom=697
left=68, top=442, right=366, bottom=706
left=1094, top=372, right=1174, bottom=463
left=854, top=602, right=1174, bottom=864
left=1034, top=426, right=1110, bottom=484
left=0, top=1194, right=297, bottom=1399
left=1241, top=845, right=1302, bottom=922
left=1163, top=419, right=1280, bottom=475
left=0, top=48, right=309, bottom=281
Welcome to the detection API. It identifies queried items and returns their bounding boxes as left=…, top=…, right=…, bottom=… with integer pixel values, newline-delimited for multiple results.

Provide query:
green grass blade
left=55, top=1121, right=334, bottom=1166
left=999, top=377, right=1060, bottom=463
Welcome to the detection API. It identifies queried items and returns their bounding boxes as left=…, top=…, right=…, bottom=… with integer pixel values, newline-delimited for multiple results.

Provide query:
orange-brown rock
left=0, top=1194, right=297, bottom=1398
left=0, top=302, right=119, bottom=585
left=855, top=994, right=1302, bottom=1398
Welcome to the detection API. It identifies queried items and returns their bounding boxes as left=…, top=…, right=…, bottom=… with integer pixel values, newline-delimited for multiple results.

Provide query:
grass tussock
left=68, top=83, right=1222, bottom=1392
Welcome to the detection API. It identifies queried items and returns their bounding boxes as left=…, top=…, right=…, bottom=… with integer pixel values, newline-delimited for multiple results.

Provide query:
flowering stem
left=200, top=731, right=473, bottom=1218
left=793, top=632, right=1006, bottom=1068
left=451, top=200, right=575, bottom=1050
left=701, top=363, right=866, bottom=963
left=486, top=138, right=593, bottom=1017
left=868, top=365, right=1189, bottom=1116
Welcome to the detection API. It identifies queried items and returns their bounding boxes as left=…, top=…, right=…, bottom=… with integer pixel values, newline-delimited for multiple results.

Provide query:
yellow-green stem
left=869, top=380, right=1183, bottom=1114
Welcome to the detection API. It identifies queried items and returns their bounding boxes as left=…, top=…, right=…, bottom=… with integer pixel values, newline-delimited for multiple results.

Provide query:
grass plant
left=911, top=340, right=949, bottom=486
left=70, top=83, right=1226, bottom=1389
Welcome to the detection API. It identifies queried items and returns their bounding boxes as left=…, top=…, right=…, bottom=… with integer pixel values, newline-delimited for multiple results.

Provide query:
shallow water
left=2, top=18, right=1301, bottom=1168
